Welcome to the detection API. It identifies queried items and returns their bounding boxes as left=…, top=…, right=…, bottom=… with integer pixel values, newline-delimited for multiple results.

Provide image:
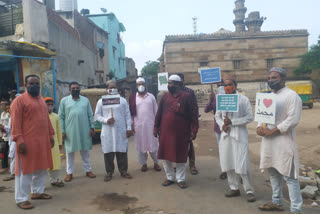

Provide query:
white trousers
left=15, top=155, right=47, bottom=203
left=66, top=151, right=91, bottom=174
left=48, top=169, right=60, bottom=183
left=10, top=157, right=15, bottom=175
left=138, top=151, right=158, bottom=165
left=162, top=160, right=187, bottom=183
left=227, top=169, right=255, bottom=194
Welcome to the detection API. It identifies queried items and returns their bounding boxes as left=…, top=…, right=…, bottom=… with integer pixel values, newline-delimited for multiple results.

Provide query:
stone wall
left=162, top=31, right=309, bottom=84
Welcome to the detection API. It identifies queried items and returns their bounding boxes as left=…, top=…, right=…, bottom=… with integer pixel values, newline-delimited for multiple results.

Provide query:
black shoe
left=225, top=189, right=240, bottom=197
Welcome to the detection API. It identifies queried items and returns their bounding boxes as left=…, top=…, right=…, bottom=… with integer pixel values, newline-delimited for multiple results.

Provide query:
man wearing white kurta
left=129, top=77, right=161, bottom=172
left=95, top=80, right=132, bottom=181
left=257, top=68, right=303, bottom=214
left=215, top=77, right=256, bottom=202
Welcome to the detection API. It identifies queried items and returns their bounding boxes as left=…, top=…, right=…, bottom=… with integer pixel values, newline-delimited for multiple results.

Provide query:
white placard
left=158, top=72, right=168, bottom=91
left=255, top=93, right=276, bottom=124
left=102, top=94, right=121, bottom=109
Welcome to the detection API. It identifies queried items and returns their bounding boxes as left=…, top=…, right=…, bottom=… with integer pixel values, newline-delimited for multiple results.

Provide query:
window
left=267, top=59, right=274, bottom=70
left=112, top=46, right=117, bottom=59
left=200, top=61, right=208, bottom=67
left=233, top=60, right=241, bottom=70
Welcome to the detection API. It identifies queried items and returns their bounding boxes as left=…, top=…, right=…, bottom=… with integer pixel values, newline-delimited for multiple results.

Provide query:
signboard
left=199, top=67, right=221, bottom=84
left=216, top=94, right=239, bottom=112
left=255, top=93, right=276, bottom=124
left=102, top=94, right=121, bottom=109
left=158, top=72, right=168, bottom=91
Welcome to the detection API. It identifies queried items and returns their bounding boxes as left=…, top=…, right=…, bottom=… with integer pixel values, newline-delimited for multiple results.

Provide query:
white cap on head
left=169, top=75, right=181, bottom=82
left=136, top=77, right=145, bottom=83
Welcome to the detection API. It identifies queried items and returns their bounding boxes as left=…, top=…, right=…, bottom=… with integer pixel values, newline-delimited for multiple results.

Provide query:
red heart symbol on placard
left=263, top=99, right=273, bottom=108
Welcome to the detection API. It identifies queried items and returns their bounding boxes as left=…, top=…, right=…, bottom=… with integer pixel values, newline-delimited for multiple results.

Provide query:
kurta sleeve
left=58, top=99, right=66, bottom=134
left=204, top=97, right=216, bottom=114
left=56, top=115, right=63, bottom=146
left=4, top=118, right=11, bottom=135
left=231, top=97, right=253, bottom=126
left=188, top=95, right=199, bottom=134
left=87, top=99, right=94, bottom=129
left=124, top=100, right=132, bottom=131
left=47, top=113, right=55, bottom=139
left=154, top=94, right=165, bottom=131
left=95, top=100, right=108, bottom=124
left=190, top=90, right=199, bottom=117
left=10, top=98, right=24, bottom=145
left=277, top=94, right=302, bottom=134
left=215, top=110, right=224, bottom=130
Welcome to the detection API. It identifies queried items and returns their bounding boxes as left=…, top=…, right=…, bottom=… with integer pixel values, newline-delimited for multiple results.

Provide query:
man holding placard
left=215, top=76, right=256, bottom=202
left=257, top=68, right=303, bottom=214
left=95, top=80, right=133, bottom=182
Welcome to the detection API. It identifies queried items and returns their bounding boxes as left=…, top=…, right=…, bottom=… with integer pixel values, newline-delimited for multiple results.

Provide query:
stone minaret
left=233, top=0, right=247, bottom=32
left=245, top=11, right=265, bottom=33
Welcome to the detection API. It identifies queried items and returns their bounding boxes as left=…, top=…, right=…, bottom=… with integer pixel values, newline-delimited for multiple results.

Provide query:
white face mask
left=108, top=88, right=118, bottom=95
left=138, top=85, right=145, bottom=93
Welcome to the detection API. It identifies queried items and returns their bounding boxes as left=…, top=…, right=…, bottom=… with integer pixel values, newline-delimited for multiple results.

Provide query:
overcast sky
left=56, top=0, right=320, bottom=71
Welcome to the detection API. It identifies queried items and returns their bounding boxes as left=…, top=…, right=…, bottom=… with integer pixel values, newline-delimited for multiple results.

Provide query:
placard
left=255, top=93, right=276, bottom=124
left=216, top=94, right=239, bottom=112
left=199, top=67, right=221, bottom=84
left=158, top=72, right=168, bottom=91
left=102, top=94, right=120, bottom=108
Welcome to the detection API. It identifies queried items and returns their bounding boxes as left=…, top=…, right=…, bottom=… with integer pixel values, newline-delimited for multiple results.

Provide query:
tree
left=141, top=61, right=160, bottom=76
left=295, top=36, right=320, bottom=75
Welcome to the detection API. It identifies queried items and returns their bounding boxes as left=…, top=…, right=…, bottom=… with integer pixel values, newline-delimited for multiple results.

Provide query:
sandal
left=177, top=181, right=188, bottom=189
left=3, top=175, right=15, bottom=181
left=31, top=193, right=52, bottom=200
left=51, top=180, right=64, bottom=187
left=162, top=179, right=175, bottom=186
left=258, top=202, right=284, bottom=211
left=219, top=172, right=227, bottom=180
left=121, top=173, right=132, bottom=179
left=190, top=166, right=198, bottom=175
left=16, top=201, right=33, bottom=210
left=104, top=174, right=112, bottom=182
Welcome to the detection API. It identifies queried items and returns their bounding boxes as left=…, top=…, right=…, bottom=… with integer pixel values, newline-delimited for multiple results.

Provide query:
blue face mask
left=27, top=85, right=40, bottom=97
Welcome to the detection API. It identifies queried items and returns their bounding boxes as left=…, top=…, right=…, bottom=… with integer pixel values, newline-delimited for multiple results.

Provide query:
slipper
left=31, top=193, right=52, bottom=200
left=258, top=202, right=284, bottom=211
left=121, top=173, right=132, bottom=179
left=3, top=175, right=15, bottom=181
left=104, top=175, right=112, bottom=182
left=219, top=172, right=227, bottom=180
left=162, top=179, right=175, bottom=186
left=177, top=181, right=188, bottom=189
left=16, top=201, right=33, bottom=210
left=190, top=166, right=198, bottom=175
left=51, top=180, right=64, bottom=187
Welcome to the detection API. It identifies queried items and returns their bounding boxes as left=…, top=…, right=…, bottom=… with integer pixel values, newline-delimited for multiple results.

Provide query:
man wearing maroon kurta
left=154, top=75, right=198, bottom=189
left=11, top=74, right=54, bottom=210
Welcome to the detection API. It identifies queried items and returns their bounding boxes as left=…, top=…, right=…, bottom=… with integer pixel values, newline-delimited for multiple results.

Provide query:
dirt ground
left=0, top=103, right=319, bottom=214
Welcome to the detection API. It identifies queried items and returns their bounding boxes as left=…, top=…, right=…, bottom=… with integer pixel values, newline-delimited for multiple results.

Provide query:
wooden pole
left=111, top=108, right=114, bottom=118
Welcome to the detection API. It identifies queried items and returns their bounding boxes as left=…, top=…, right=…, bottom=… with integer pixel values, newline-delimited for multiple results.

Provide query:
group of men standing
left=5, top=66, right=304, bottom=214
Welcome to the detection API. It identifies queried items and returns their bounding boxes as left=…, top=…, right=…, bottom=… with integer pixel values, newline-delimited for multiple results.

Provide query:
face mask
left=268, top=80, right=282, bottom=90
left=27, top=85, right=40, bottom=97
left=138, top=85, right=145, bottom=93
left=71, top=89, right=80, bottom=97
left=168, top=86, right=176, bottom=94
left=224, top=85, right=236, bottom=94
left=108, top=88, right=118, bottom=95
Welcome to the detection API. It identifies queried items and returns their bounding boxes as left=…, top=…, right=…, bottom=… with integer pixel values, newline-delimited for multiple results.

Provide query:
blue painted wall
left=88, top=13, right=126, bottom=80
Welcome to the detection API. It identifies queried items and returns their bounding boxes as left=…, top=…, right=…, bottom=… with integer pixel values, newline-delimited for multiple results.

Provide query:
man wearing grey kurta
left=59, top=82, right=96, bottom=182
left=95, top=80, right=132, bottom=182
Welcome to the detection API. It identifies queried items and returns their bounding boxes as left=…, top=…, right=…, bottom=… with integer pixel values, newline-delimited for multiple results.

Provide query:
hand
left=256, top=126, right=265, bottom=136
left=18, top=143, right=27, bottom=154
left=59, top=145, right=63, bottom=150
left=107, top=118, right=115, bottom=125
left=263, top=128, right=280, bottom=137
left=126, top=130, right=132, bottom=138
left=209, top=93, right=216, bottom=102
left=131, top=125, right=135, bottom=135
left=62, top=133, right=67, bottom=141
left=153, top=129, right=159, bottom=138
left=50, top=138, right=55, bottom=148
left=191, top=132, right=197, bottom=140
left=89, top=128, right=95, bottom=137
left=222, top=124, right=229, bottom=133
left=224, top=116, right=232, bottom=126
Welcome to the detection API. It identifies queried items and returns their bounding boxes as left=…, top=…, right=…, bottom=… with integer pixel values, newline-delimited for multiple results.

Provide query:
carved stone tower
left=233, top=0, right=247, bottom=32
left=245, top=11, right=265, bottom=33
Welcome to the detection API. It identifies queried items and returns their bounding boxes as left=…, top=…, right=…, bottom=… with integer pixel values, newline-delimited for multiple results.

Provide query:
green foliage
left=141, top=61, right=160, bottom=76
left=295, top=36, right=320, bottom=75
